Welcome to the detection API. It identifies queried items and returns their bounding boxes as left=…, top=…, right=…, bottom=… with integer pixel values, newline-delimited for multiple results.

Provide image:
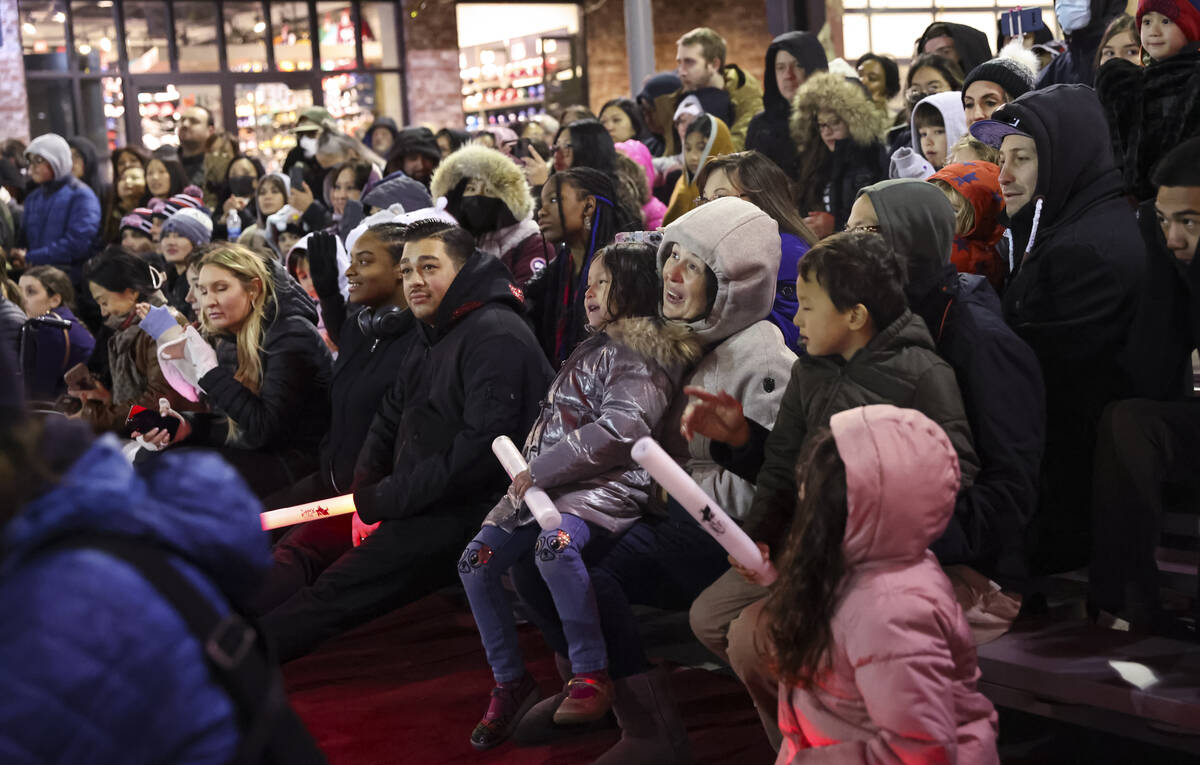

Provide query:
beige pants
left=689, top=568, right=779, bottom=751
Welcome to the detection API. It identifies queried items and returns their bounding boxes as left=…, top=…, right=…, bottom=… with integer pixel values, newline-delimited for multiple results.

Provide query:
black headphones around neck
left=357, top=305, right=408, bottom=341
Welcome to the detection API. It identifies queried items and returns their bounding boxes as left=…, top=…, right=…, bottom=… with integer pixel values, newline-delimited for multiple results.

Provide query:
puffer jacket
left=485, top=318, right=701, bottom=534
left=430, top=144, right=554, bottom=285
left=720, top=309, right=980, bottom=546
left=0, top=435, right=269, bottom=764
left=22, top=176, right=102, bottom=281
left=657, top=197, right=798, bottom=520
left=353, top=250, right=554, bottom=524
left=776, top=405, right=999, bottom=765
left=615, top=140, right=668, bottom=230
left=195, top=261, right=333, bottom=455
left=792, top=73, right=890, bottom=230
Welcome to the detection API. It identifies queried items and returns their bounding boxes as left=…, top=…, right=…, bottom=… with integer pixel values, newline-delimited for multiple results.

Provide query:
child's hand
left=680, top=386, right=751, bottom=447
left=352, top=512, right=381, bottom=547
left=508, top=469, right=534, bottom=503
left=729, top=542, right=772, bottom=586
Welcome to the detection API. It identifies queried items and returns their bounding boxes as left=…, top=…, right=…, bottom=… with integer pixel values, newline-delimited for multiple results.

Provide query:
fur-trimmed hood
left=429, top=144, right=534, bottom=221
left=605, top=316, right=703, bottom=372
left=790, top=72, right=889, bottom=153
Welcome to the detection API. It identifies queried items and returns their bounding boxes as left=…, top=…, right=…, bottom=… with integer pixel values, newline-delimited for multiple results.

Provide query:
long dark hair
left=593, top=242, right=660, bottom=321
left=600, top=98, right=649, bottom=141
left=696, top=151, right=818, bottom=245
left=906, top=53, right=965, bottom=93
left=555, top=119, right=617, bottom=175
left=84, top=247, right=163, bottom=301
left=145, top=156, right=190, bottom=199
left=765, top=429, right=849, bottom=687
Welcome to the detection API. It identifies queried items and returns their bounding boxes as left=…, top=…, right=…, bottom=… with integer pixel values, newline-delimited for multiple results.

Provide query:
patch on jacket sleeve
left=763, top=377, right=775, bottom=393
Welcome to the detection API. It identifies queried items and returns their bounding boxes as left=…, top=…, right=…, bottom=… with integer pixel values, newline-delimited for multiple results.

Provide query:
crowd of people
left=2, top=0, right=1200, bottom=761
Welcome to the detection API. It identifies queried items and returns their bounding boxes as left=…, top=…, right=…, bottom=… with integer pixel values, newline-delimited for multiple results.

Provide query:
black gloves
left=307, top=230, right=341, bottom=299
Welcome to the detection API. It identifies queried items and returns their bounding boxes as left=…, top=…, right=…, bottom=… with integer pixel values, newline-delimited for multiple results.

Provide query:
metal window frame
left=17, top=0, right=409, bottom=152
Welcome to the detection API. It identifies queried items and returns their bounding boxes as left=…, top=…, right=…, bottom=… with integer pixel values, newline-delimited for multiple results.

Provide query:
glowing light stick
left=261, top=493, right=357, bottom=531
left=491, top=436, right=563, bottom=530
left=631, top=437, right=777, bottom=585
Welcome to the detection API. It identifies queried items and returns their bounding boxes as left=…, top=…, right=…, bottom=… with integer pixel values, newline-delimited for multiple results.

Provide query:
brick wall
left=0, top=0, right=30, bottom=141
left=583, top=0, right=773, bottom=112
left=403, top=0, right=464, bottom=129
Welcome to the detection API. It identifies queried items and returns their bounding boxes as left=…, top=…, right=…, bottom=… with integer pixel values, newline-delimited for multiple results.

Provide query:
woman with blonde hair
left=142, top=242, right=333, bottom=497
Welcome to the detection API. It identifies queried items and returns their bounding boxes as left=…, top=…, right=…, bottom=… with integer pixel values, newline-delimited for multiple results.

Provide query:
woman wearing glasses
left=790, top=72, right=890, bottom=240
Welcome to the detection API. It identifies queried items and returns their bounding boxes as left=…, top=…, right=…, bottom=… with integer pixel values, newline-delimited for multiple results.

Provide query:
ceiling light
left=52, top=11, right=65, bottom=23
left=99, top=37, right=112, bottom=52
left=253, top=21, right=266, bottom=34
left=22, top=22, right=36, bottom=35
left=78, top=43, right=91, bottom=54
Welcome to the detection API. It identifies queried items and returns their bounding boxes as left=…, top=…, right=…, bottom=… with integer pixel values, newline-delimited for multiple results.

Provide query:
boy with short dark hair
left=684, top=230, right=979, bottom=747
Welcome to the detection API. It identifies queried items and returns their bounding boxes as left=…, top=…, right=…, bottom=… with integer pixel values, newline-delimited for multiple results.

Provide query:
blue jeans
left=458, top=513, right=607, bottom=684
left=512, top=498, right=730, bottom=679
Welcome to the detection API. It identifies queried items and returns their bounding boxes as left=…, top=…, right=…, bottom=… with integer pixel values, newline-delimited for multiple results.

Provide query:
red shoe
left=470, top=673, right=540, bottom=751
left=552, top=670, right=613, bottom=724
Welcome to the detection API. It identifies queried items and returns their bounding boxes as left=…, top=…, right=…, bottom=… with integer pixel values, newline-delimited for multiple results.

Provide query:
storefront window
left=138, top=83, right=222, bottom=151
left=361, top=2, right=400, bottom=69
left=18, top=0, right=69, bottom=72
left=369, top=72, right=404, bottom=127
left=79, top=77, right=126, bottom=151
left=123, top=1, right=170, bottom=73
left=841, top=1, right=1055, bottom=62
left=323, top=72, right=372, bottom=137
left=27, top=78, right=75, bottom=138
left=225, top=2, right=268, bottom=73
left=71, top=2, right=117, bottom=73
left=272, top=1, right=313, bottom=71
left=317, top=2, right=358, bottom=71
left=235, top=82, right=313, bottom=171
left=174, top=2, right=221, bottom=72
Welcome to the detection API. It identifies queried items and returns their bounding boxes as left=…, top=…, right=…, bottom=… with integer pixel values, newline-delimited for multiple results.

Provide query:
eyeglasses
left=817, top=119, right=844, bottom=134
left=906, top=83, right=946, bottom=100
left=845, top=224, right=881, bottom=234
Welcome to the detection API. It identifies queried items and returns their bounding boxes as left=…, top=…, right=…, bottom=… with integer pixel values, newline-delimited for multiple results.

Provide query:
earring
left=583, top=214, right=592, bottom=230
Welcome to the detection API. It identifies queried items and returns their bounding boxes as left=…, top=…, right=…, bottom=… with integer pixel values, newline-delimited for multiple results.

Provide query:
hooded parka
left=430, top=145, right=555, bottom=285
left=485, top=317, right=701, bottom=534
left=776, top=405, right=999, bottom=765
left=658, top=197, right=798, bottom=520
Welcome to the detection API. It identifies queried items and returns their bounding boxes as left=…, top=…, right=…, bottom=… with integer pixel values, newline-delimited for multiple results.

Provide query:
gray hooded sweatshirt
left=657, top=197, right=798, bottom=520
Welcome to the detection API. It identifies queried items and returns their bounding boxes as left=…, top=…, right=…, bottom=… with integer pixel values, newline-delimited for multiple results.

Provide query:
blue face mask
left=1055, top=0, right=1091, bottom=34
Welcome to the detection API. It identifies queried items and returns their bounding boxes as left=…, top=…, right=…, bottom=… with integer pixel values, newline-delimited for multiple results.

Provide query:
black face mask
left=457, top=196, right=512, bottom=237
left=228, top=175, right=255, bottom=197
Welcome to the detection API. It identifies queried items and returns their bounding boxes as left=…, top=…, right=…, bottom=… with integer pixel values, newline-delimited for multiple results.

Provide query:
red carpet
left=283, top=592, right=776, bottom=764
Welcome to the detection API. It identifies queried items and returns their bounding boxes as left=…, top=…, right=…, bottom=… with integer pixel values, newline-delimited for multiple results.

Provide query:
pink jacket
left=616, top=139, right=668, bottom=230
left=777, top=405, right=999, bottom=765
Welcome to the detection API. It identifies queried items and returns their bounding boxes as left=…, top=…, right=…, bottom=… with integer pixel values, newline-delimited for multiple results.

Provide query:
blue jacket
left=22, top=176, right=101, bottom=280
left=771, top=232, right=808, bottom=353
left=0, top=436, right=271, bottom=764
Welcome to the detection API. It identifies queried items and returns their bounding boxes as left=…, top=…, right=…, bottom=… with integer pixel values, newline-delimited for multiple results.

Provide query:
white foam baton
left=492, top=436, right=564, bottom=531
left=632, top=437, right=777, bottom=585
left=260, top=493, right=357, bottom=531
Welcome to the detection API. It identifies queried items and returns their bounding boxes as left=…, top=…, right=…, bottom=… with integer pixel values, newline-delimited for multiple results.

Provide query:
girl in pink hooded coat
left=766, top=404, right=999, bottom=764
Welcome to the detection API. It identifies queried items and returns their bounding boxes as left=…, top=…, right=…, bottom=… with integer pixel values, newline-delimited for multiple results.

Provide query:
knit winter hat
left=25, top=134, right=72, bottom=181
left=963, top=55, right=1036, bottom=101
left=120, top=207, right=155, bottom=235
left=1138, top=0, right=1200, bottom=42
left=161, top=207, right=213, bottom=247
left=162, top=190, right=207, bottom=218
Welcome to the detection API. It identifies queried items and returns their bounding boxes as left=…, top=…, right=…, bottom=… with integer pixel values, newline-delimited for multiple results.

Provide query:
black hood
left=429, top=249, right=526, bottom=340
left=921, top=22, right=993, bottom=74
left=66, top=135, right=102, bottom=195
left=637, top=72, right=682, bottom=104
left=364, top=117, right=399, bottom=151
left=762, top=32, right=828, bottom=115
left=992, top=84, right=1123, bottom=245
left=264, top=257, right=320, bottom=328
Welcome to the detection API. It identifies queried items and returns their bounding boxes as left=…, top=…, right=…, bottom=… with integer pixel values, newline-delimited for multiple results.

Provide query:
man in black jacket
left=850, top=178, right=1045, bottom=603
left=1091, top=138, right=1200, bottom=631
left=745, top=31, right=828, bottom=174
left=257, top=221, right=553, bottom=662
left=971, top=85, right=1145, bottom=574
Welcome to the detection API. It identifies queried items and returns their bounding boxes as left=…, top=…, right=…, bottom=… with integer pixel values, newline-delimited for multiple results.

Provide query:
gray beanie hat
left=161, top=207, right=214, bottom=247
